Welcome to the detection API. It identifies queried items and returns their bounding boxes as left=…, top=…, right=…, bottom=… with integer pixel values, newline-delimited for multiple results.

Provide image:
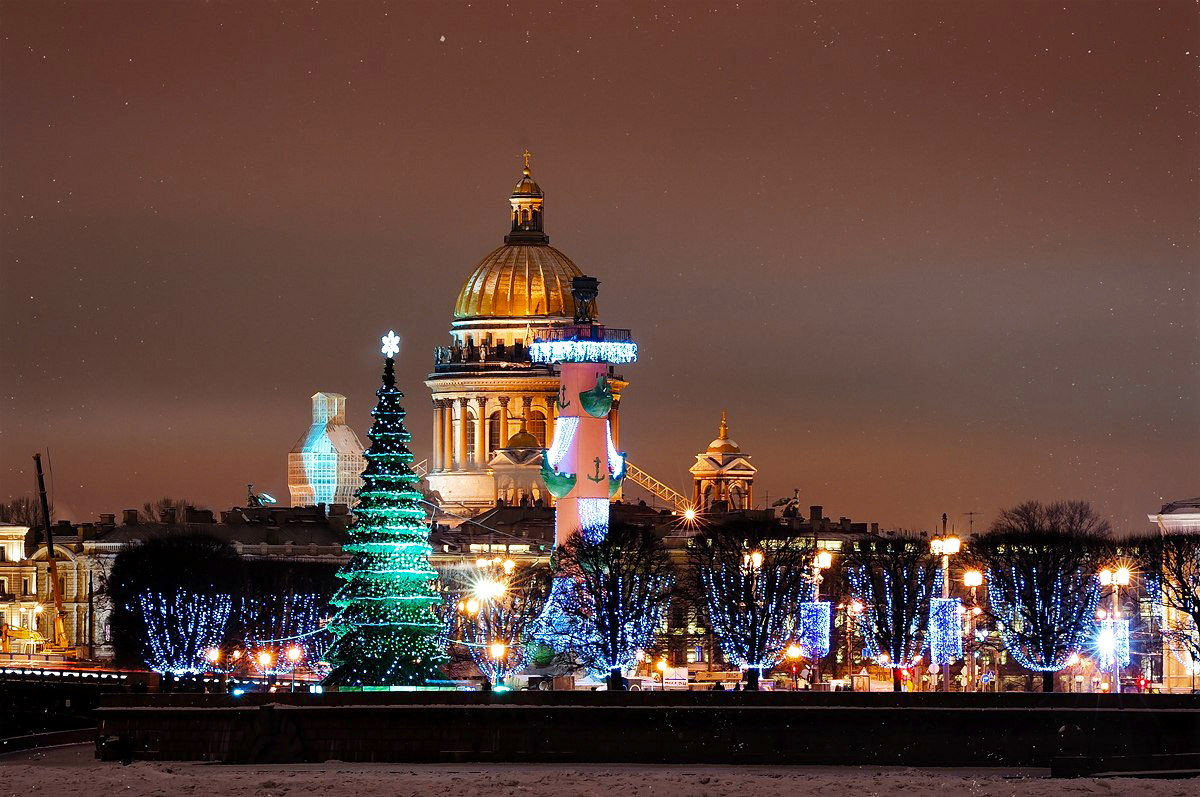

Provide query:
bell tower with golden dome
left=689, top=411, right=757, bottom=511
left=425, top=154, right=629, bottom=516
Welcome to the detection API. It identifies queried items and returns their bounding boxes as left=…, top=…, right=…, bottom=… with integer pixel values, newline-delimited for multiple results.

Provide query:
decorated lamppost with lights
left=842, top=598, right=863, bottom=686
left=802, top=550, right=833, bottom=685
left=929, top=524, right=962, bottom=692
left=1097, top=566, right=1132, bottom=694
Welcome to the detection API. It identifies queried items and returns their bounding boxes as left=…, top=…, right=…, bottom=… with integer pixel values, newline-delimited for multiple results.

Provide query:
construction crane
left=33, top=453, right=73, bottom=657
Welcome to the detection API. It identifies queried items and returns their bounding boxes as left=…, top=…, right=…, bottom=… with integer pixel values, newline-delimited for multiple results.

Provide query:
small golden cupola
left=506, top=149, right=548, bottom=245
left=706, top=410, right=742, bottom=454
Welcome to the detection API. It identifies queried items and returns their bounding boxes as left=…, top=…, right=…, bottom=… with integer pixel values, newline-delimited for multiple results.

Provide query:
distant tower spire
left=506, top=149, right=548, bottom=245
left=718, top=410, right=729, bottom=440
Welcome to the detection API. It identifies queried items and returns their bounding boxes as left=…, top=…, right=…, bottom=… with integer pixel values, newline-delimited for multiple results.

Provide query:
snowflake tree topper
left=380, top=330, right=401, bottom=359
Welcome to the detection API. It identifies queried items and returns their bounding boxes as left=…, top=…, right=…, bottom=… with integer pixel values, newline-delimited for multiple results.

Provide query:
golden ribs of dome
left=454, top=244, right=589, bottom=319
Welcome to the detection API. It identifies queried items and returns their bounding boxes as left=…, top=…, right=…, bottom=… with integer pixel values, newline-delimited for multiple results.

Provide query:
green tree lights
left=323, top=332, right=447, bottom=687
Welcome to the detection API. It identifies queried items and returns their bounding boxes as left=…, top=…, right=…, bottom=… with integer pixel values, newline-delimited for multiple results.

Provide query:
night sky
left=3, top=1, right=1196, bottom=533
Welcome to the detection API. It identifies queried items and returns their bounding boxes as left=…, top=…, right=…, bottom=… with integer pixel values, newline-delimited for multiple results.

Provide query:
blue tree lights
left=690, top=522, right=815, bottom=689
left=537, top=523, right=673, bottom=690
left=845, top=538, right=942, bottom=690
left=137, top=591, right=233, bottom=676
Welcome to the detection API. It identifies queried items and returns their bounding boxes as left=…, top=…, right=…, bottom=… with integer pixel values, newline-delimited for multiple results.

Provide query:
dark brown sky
left=3, top=1, right=1197, bottom=533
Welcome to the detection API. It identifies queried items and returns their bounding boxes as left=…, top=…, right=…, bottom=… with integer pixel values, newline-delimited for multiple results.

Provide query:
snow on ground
left=3, top=745, right=1198, bottom=797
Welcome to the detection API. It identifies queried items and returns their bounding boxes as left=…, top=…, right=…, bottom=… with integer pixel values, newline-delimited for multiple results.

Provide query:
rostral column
left=530, top=276, right=637, bottom=545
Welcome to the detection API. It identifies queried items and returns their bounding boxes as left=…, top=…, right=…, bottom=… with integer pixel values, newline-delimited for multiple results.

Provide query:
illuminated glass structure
left=287, top=392, right=366, bottom=508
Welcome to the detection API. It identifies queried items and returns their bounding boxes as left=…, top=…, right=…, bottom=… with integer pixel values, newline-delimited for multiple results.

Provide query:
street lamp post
left=845, top=599, right=863, bottom=687
left=812, top=550, right=832, bottom=687
left=286, top=645, right=302, bottom=693
left=930, top=530, right=961, bottom=692
left=963, top=570, right=983, bottom=693
left=490, top=642, right=507, bottom=686
left=786, top=644, right=802, bottom=689
left=741, top=549, right=764, bottom=690
left=1099, top=567, right=1131, bottom=694
left=657, top=657, right=668, bottom=691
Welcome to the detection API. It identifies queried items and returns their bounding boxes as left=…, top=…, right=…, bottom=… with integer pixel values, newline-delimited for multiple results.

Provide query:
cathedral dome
left=453, top=151, right=592, bottom=321
left=454, top=244, right=584, bottom=319
left=706, top=411, right=741, bottom=454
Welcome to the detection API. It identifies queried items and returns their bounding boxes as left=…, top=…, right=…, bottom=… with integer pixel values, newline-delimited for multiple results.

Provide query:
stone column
left=610, top=396, right=621, bottom=449
left=545, top=394, right=556, bottom=448
left=456, top=397, right=470, bottom=471
left=442, top=399, right=455, bottom=471
left=498, top=396, right=511, bottom=448
left=431, top=400, right=443, bottom=471
left=521, top=395, right=533, bottom=424
left=475, top=397, right=488, bottom=466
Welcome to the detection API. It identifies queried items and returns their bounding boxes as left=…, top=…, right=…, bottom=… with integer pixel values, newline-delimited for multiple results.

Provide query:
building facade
left=425, top=155, right=628, bottom=516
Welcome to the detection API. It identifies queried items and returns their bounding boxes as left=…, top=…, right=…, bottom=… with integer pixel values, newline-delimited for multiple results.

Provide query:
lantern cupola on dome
left=506, top=149, right=548, bottom=245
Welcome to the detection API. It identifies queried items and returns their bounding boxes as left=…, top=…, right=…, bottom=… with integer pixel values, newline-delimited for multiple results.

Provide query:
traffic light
left=1136, top=678, right=1148, bottom=693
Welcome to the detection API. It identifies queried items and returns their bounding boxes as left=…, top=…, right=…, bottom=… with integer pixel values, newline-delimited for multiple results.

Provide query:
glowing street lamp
left=656, top=658, right=668, bottom=690
left=786, top=644, right=802, bottom=689
left=1098, top=565, right=1133, bottom=693
left=502, top=559, right=516, bottom=575
left=490, top=642, right=507, bottom=660
left=205, top=647, right=221, bottom=666
left=256, top=651, right=273, bottom=675
left=473, top=579, right=506, bottom=603
left=286, top=645, right=303, bottom=692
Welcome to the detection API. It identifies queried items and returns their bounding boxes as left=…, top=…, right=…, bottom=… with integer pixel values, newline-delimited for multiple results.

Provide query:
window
left=22, top=578, right=31, bottom=596
left=488, top=411, right=502, bottom=451
left=528, top=410, right=546, bottom=447
left=465, top=409, right=476, bottom=461
left=0, top=577, right=7, bottom=594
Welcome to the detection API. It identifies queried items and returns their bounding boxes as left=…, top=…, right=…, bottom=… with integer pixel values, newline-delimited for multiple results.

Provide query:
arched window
left=528, top=410, right=546, bottom=447
left=488, top=411, right=502, bottom=452
left=465, top=409, right=476, bottom=461
left=730, top=485, right=745, bottom=510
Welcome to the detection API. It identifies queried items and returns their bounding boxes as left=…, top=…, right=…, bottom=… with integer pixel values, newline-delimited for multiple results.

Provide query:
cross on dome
left=522, top=148, right=532, bottom=175
left=380, top=330, right=401, bottom=358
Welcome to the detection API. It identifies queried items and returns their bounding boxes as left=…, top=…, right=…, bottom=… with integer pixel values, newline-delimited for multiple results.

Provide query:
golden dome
left=454, top=152, right=592, bottom=320
left=454, top=244, right=585, bottom=319
left=505, top=418, right=540, bottom=449
left=706, top=411, right=741, bottom=454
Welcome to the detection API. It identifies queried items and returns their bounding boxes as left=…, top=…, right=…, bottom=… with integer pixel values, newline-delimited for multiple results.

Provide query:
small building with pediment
left=689, top=412, right=757, bottom=512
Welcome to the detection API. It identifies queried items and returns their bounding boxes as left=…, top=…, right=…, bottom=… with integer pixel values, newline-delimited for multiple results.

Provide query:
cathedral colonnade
left=428, top=391, right=609, bottom=472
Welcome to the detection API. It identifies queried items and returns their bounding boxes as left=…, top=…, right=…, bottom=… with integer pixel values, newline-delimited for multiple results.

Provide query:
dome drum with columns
left=426, top=154, right=628, bottom=517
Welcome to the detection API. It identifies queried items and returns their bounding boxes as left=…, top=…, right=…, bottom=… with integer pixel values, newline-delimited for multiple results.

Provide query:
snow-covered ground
left=3, top=745, right=1197, bottom=796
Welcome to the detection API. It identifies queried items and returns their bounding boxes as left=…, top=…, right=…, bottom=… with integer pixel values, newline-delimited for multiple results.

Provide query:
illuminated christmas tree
left=324, top=331, right=446, bottom=686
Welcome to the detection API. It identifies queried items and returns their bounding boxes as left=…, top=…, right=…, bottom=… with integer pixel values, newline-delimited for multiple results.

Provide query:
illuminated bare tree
left=844, top=536, right=942, bottom=691
left=1144, top=533, right=1200, bottom=668
left=969, top=501, right=1109, bottom=692
left=548, top=522, right=674, bottom=691
left=443, top=562, right=552, bottom=684
left=689, top=520, right=814, bottom=690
